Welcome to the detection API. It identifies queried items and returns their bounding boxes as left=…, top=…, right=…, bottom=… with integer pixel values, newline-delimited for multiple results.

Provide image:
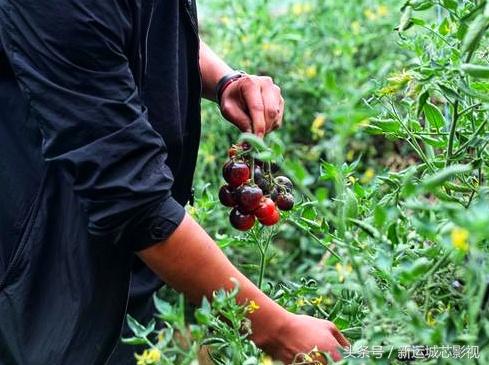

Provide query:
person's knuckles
left=250, top=100, right=265, bottom=112
left=261, top=76, right=274, bottom=85
left=241, top=75, right=258, bottom=89
left=266, top=107, right=278, bottom=121
left=220, top=100, right=236, bottom=117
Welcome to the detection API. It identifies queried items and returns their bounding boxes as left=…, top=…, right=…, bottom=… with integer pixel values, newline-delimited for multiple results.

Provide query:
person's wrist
left=249, top=304, right=291, bottom=351
left=215, top=70, right=246, bottom=107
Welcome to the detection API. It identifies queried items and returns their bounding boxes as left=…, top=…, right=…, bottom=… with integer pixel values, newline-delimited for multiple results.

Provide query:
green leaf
left=422, top=136, right=446, bottom=148
left=423, top=102, right=446, bottom=129
left=410, top=0, right=434, bottom=11
left=238, top=133, right=268, bottom=151
left=121, top=337, right=147, bottom=345
left=438, top=17, right=450, bottom=36
left=398, top=6, right=413, bottom=32
left=416, top=90, right=430, bottom=117
left=399, top=257, right=431, bottom=285
left=126, top=315, right=154, bottom=338
left=461, top=14, right=489, bottom=55
left=349, top=218, right=381, bottom=239
left=461, top=63, right=489, bottom=79
left=411, top=17, right=426, bottom=26
left=320, top=162, right=340, bottom=182
left=441, top=0, right=458, bottom=11
left=370, top=118, right=401, bottom=134
left=343, top=188, right=358, bottom=221
left=153, top=295, right=176, bottom=322
left=422, top=164, right=473, bottom=189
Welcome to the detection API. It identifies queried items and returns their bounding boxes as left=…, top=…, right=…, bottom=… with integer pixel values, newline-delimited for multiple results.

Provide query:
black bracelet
left=215, top=70, right=246, bottom=106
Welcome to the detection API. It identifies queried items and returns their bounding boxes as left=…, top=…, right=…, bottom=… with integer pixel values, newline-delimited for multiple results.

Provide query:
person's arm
left=199, top=40, right=285, bottom=137
left=0, top=1, right=184, bottom=251
left=138, top=214, right=349, bottom=363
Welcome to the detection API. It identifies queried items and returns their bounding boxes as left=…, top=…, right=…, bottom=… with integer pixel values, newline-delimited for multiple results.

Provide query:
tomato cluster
left=219, top=143, right=295, bottom=231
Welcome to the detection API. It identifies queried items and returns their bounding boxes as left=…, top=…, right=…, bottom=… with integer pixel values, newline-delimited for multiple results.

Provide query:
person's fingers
left=240, top=77, right=266, bottom=137
left=220, top=99, right=253, bottom=133
left=330, top=347, right=343, bottom=362
left=330, top=325, right=350, bottom=348
left=317, top=338, right=343, bottom=363
left=272, top=96, right=285, bottom=130
left=259, top=77, right=282, bottom=132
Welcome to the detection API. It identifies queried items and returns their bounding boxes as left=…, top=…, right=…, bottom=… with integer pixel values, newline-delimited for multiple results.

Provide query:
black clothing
left=0, top=0, right=201, bottom=363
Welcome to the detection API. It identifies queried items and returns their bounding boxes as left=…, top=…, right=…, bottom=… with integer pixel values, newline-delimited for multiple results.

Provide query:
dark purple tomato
left=219, top=185, right=237, bottom=207
left=229, top=207, right=255, bottom=231
left=276, top=193, right=295, bottom=211
left=223, top=160, right=250, bottom=187
left=237, top=185, right=263, bottom=213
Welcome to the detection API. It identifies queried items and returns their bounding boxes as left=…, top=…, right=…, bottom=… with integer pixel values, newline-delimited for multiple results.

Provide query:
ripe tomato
left=258, top=208, right=280, bottom=226
left=219, top=185, right=237, bottom=207
left=254, top=198, right=277, bottom=221
left=223, top=160, right=250, bottom=187
left=276, top=193, right=295, bottom=211
left=229, top=207, right=255, bottom=231
left=237, top=185, right=263, bottom=213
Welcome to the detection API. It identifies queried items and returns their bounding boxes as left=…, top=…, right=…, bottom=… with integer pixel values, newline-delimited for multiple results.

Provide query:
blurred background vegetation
left=195, top=0, right=406, bottom=286
left=128, top=1, right=489, bottom=364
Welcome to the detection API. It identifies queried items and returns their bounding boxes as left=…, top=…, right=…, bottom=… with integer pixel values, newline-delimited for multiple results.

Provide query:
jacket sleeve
left=0, top=1, right=186, bottom=251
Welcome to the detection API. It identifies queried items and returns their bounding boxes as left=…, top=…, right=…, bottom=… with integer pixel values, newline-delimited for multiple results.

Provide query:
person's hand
left=256, top=313, right=349, bottom=364
left=219, top=75, right=284, bottom=138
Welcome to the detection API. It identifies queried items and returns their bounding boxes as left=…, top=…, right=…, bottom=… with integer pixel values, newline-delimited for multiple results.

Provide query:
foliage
left=127, top=0, right=489, bottom=364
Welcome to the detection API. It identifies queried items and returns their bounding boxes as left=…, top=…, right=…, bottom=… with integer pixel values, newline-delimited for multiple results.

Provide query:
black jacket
left=0, top=0, right=201, bottom=363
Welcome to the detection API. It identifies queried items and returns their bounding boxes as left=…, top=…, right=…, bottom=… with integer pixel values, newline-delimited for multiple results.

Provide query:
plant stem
left=409, top=251, right=451, bottom=295
left=446, top=100, right=459, bottom=167
left=290, top=219, right=342, bottom=261
left=257, top=245, right=267, bottom=291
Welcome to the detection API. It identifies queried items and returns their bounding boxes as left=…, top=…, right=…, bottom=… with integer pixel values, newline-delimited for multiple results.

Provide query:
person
left=0, top=1, right=348, bottom=364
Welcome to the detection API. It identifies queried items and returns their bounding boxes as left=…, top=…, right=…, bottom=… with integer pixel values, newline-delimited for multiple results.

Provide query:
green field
left=126, top=1, right=489, bottom=364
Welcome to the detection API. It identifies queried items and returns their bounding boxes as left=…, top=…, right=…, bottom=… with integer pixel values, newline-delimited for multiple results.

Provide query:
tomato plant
left=126, top=1, right=489, bottom=364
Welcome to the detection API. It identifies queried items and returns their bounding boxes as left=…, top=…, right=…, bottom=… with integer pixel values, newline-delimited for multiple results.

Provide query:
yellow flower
left=351, top=21, right=361, bottom=35
left=378, top=85, right=399, bottom=96
left=260, top=355, right=274, bottom=365
left=311, top=296, right=324, bottom=306
left=451, top=227, right=469, bottom=252
left=346, top=149, right=355, bottom=162
left=204, top=153, right=216, bottom=164
left=292, top=3, right=313, bottom=16
left=312, top=114, right=325, bottom=129
left=220, top=16, right=231, bottom=26
left=336, top=262, right=353, bottom=283
left=377, top=5, right=389, bottom=17
left=426, top=310, right=437, bottom=327
left=348, top=176, right=357, bottom=185
left=305, top=65, right=318, bottom=78
left=359, top=118, right=371, bottom=127
left=364, top=8, right=377, bottom=21
left=296, top=298, right=306, bottom=308
left=246, top=300, right=260, bottom=314
left=135, top=349, right=161, bottom=365
left=311, top=114, right=326, bottom=139
left=292, top=3, right=302, bottom=16
left=387, top=70, right=413, bottom=87
left=360, top=168, right=375, bottom=184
